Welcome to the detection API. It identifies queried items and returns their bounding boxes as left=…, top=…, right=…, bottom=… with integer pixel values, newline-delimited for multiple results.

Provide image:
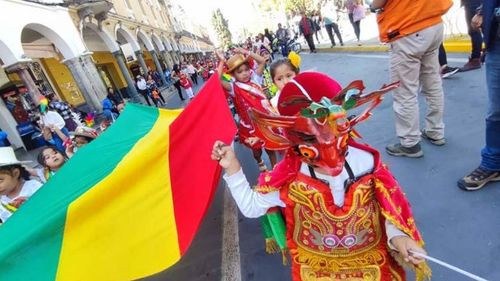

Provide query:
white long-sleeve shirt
left=223, top=146, right=407, bottom=245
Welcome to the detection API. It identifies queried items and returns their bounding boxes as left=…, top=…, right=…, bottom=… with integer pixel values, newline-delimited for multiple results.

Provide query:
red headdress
left=251, top=72, right=399, bottom=176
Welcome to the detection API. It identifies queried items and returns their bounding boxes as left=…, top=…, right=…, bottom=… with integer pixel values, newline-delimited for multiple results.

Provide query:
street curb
left=312, top=38, right=472, bottom=54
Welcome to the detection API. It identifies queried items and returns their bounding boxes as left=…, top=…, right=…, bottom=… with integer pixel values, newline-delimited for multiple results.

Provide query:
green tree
left=211, top=9, right=232, bottom=49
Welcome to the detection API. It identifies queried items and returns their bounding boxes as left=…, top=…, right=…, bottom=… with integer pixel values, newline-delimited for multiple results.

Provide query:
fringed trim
left=390, top=250, right=432, bottom=281
left=281, top=249, right=289, bottom=266
left=265, top=238, right=280, bottom=254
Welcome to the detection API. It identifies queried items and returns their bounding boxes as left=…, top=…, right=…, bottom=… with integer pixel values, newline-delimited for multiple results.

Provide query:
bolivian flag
left=0, top=75, right=236, bottom=280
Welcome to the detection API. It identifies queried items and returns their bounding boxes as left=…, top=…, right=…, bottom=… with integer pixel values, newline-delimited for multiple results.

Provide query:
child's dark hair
left=270, top=58, right=300, bottom=80
left=0, top=165, right=30, bottom=181
left=37, top=146, right=65, bottom=167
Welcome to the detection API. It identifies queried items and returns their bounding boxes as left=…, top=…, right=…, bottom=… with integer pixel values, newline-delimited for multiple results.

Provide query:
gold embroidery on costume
left=300, top=264, right=381, bottom=281
left=254, top=185, right=280, bottom=193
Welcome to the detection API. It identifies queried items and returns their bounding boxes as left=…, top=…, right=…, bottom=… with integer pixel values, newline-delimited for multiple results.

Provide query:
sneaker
left=459, top=57, right=481, bottom=72
left=421, top=130, right=445, bottom=146
left=457, top=167, right=500, bottom=191
left=385, top=143, right=423, bottom=158
left=441, top=66, right=459, bottom=79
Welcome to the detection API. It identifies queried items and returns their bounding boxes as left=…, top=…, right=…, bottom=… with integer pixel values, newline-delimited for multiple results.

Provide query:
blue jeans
left=481, top=39, right=500, bottom=171
left=280, top=42, right=288, bottom=57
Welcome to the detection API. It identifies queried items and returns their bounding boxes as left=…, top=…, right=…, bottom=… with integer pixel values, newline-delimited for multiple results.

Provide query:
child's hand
left=211, top=141, right=241, bottom=175
left=391, top=236, right=426, bottom=265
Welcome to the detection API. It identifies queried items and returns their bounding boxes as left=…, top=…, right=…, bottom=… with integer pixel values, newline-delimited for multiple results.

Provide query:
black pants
left=139, top=89, right=152, bottom=106
left=190, top=73, right=198, bottom=85
left=325, top=23, right=343, bottom=45
left=304, top=34, right=316, bottom=52
left=464, top=4, right=483, bottom=59
left=439, top=43, right=447, bottom=66
left=349, top=13, right=361, bottom=41
left=174, top=82, right=184, bottom=100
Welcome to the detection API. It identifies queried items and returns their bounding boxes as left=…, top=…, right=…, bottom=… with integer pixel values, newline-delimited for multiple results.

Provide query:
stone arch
left=115, top=25, right=141, bottom=52
left=21, top=23, right=78, bottom=60
left=161, top=35, right=172, bottom=51
left=150, top=33, right=165, bottom=52
left=83, top=22, right=120, bottom=53
left=0, top=39, right=20, bottom=67
left=136, top=29, right=154, bottom=52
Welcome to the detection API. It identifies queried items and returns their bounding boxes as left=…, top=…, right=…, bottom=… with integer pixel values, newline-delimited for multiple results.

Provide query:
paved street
left=146, top=53, right=498, bottom=281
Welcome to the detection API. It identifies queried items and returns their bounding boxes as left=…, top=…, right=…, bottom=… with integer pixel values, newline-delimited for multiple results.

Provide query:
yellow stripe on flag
left=56, top=109, right=182, bottom=281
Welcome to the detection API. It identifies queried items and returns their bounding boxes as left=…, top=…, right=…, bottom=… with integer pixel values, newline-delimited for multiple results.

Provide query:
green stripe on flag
left=0, top=104, right=159, bottom=280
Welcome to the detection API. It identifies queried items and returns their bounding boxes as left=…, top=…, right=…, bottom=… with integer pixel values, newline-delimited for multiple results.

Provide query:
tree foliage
left=211, top=9, right=232, bottom=48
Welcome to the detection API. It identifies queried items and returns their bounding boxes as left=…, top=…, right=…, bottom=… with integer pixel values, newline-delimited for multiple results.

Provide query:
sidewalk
left=308, top=34, right=472, bottom=54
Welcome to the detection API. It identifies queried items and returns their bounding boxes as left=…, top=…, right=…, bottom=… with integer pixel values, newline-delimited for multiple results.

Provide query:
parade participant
left=212, top=72, right=431, bottom=281
left=270, top=51, right=301, bottom=109
left=218, top=48, right=278, bottom=171
left=259, top=46, right=277, bottom=99
left=65, top=126, right=97, bottom=158
left=0, top=147, right=42, bottom=224
left=179, top=72, right=195, bottom=100
left=28, top=146, right=67, bottom=183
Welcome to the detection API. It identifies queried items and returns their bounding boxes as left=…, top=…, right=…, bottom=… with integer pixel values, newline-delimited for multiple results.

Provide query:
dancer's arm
left=212, top=141, right=284, bottom=218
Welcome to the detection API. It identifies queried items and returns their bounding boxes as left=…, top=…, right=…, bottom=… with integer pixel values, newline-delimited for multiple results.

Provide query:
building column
left=134, top=50, right=149, bottom=76
left=63, top=54, right=106, bottom=112
left=161, top=51, right=172, bottom=70
left=5, top=63, right=43, bottom=104
left=112, top=51, right=141, bottom=103
left=150, top=50, right=167, bottom=86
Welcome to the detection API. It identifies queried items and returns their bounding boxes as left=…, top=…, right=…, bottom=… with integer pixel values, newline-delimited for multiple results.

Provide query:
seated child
left=0, top=147, right=43, bottom=224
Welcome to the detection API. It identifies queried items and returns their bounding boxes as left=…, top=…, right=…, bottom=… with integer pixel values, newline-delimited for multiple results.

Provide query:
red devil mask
left=250, top=72, right=399, bottom=176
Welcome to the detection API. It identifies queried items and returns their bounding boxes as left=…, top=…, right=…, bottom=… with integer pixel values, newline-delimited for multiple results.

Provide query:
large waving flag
left=0, top=75, right=236, bottom=280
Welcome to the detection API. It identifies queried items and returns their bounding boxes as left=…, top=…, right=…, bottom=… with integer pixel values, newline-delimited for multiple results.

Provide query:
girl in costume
left=0, top=147, right=43, bottom=224
left=270, top=51, right=301, bottom=109
left=179, top=72, right=195, bottom=100
left=218, top=47, right=278, bottom=172
left=212, top=72, right=431, bottom=281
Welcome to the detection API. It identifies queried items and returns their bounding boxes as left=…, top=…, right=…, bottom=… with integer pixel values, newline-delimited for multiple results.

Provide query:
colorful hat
left=226, top=54, right=248, bottom=73
left=0, top=147, right=31, bottom=167
left=277, top=72, right=342, bottom=116
left=71, top=126, right=98, bottom=139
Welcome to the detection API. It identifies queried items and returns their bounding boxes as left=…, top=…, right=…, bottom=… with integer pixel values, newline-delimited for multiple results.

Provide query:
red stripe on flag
left=169, top=75, right=237, bottom=254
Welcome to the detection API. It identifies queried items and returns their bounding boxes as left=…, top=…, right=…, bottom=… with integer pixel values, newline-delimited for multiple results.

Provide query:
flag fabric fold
left=0, top=75, right=237, bottom=280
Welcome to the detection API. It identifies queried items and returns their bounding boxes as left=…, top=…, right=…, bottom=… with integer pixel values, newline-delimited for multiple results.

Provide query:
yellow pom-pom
left=288, top=51, right=301, bottom=69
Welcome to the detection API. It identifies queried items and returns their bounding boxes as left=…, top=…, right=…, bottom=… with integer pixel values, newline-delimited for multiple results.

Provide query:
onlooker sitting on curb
left=458, top=1, right=500, bottom=190
left=0, top=129, right=8, bottom=147
left=65, top=126, right=98, bottom=159
left=0, top=147, right=43, bottom=225
left=26, top=146, right=67, bottom=184
left=372, top=0, right=453, bottom=158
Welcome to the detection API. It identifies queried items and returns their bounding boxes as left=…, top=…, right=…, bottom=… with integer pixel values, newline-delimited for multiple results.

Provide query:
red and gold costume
left=245, top=72, right=431, bottom=281
left=231, top=79, right=276, bottom=149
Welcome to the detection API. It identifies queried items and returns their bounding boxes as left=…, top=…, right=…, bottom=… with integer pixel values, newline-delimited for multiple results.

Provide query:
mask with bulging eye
left=250, top=79, right=400, bottom=176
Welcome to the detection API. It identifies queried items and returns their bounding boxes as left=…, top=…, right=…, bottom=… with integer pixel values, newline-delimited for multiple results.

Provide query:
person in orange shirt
left=371, top=0, right=452, bottom=158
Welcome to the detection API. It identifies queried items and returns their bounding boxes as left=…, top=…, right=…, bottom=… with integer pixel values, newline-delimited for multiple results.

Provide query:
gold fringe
left=416, top=262, right=432, bottom=281
left=281, top=249, right=289, bottom=266
left=390, top=251, right=432, bottom=281
left=265, top=238, right=280, bottom=254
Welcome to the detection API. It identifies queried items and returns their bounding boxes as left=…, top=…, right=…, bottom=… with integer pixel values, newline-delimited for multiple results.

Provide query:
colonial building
left=0, top=0, right=214, bottom=150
